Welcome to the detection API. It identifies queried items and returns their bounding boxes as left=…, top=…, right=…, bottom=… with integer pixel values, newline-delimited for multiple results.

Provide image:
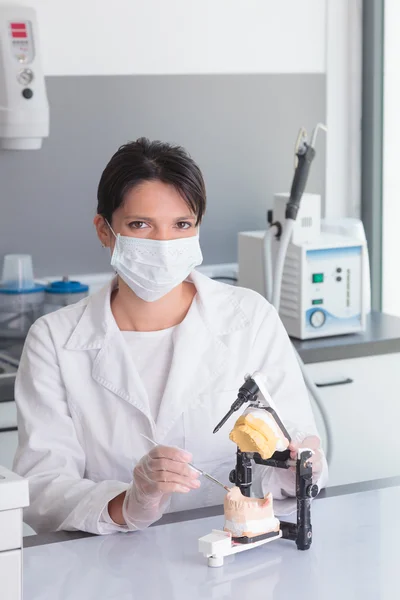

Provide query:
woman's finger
left=136, top=463, right=201, bottom=489
left=157, top=482, right=192, bottom=494
left=299, top=436, right=321, bottom=450
left=151, top=470, right=201, bottom=489
left=149, top=445, right=192, bottom=463
left=147, top=457, right=199, bottom=480
left=289, top=435, right=321, bottom=456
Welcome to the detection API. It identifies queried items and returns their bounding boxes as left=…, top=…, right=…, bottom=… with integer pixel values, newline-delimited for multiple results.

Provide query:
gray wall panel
left=0, top=74, right=325, bottom=277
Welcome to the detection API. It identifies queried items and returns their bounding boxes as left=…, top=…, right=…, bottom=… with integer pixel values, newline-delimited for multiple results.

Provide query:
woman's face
left=95, top=180, right=198, bottom=251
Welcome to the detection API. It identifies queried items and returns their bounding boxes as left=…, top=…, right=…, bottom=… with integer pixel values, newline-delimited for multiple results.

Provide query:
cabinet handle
left=0, top=426, right=17, bottom=433
left=315, top=378, right=353, bottom=388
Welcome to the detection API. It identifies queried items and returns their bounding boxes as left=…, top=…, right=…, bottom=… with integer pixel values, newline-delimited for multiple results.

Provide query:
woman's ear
left=93, top=215, right=111, bottom=248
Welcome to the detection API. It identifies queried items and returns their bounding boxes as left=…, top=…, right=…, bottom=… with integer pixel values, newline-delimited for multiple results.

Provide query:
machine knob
left=310, top=309, right=326, bottom=328
left=17, top=68, right=34, bottom=85
left=22, top=88, right=34, bottom=99
left=307, top=484, right=319, bottom=498
left=229, top=470, right=237, bottom=484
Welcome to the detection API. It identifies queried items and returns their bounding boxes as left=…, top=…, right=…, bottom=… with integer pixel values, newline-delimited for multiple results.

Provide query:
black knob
left=22, top=88, right=33, bottom=99
left=336, top=276, right=342, bottom=282
left=307, top=484, right=319, bottom=498
left=229, top=470, right=237, bottom=484
left=337, top=267, right=342, bottom=273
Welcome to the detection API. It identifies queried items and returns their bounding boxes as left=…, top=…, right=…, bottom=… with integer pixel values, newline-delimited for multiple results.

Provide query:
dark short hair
left=97, top=138, right=206, bottom=225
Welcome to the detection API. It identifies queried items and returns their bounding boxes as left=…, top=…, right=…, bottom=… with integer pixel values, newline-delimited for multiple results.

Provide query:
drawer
left=0, top=401, right=17, bottom=430
left=0, top=430, right=19, bottom=471
left=0, top=549, right=21, bottom=600
left=0, top=508, right=22, bottom=552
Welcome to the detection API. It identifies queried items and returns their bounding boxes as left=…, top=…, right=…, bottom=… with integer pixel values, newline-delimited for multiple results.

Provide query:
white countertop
left=23, top=483, right=397, bottom=600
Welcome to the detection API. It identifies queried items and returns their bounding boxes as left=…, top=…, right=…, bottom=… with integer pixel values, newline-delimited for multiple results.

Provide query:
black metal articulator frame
left=229, top=446, right=318, bottom=550
left=213, top=376, right=318, bottom=551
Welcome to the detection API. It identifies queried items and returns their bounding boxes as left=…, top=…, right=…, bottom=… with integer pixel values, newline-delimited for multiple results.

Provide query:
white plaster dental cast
left=198, top=486, right=282, bottom=567
left=224, top=486, right=280, bottom=538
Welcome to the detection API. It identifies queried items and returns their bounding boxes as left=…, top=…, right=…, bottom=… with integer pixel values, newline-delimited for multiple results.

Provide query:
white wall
left=1, top=0, right=326, bottom=75
left=325, top=0, right=362, bottom=219
left=0, top=0, right=361, bottom=223
left=383, top=0, right=400, bottom=316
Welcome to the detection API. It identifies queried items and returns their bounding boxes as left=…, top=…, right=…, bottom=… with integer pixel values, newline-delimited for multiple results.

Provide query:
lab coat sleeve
left=13, top=320, right=130, bottom=534
left=250, top=302, right=328, bottom=510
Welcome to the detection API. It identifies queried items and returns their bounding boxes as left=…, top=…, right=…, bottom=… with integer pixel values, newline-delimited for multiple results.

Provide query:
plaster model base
left=223, top=486, right=280, bottom=539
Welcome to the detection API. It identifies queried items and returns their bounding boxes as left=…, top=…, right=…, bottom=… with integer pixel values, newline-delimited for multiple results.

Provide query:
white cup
left=1, top=254, right=35, bottom=290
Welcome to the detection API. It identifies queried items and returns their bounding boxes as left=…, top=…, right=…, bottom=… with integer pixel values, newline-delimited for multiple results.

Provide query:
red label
left=11, top=23, right=26, bottom=30
left=12, top=31, right=27, bottom=38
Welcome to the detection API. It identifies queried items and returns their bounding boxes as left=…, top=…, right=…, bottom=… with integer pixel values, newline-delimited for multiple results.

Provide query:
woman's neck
left=111, top=277, right=197, bottom=332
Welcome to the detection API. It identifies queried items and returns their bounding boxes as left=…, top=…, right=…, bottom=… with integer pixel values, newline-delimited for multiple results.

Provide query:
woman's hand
left=134, top=445, right=201, bottom=497
left=108, top=445, right=201, bottom=529
left=288, top=434, right=323, bottom=482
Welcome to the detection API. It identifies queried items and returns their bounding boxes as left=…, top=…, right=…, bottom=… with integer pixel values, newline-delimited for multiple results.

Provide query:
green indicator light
left=312, top=299, right=324, bottom=305
left=312, top=273, right=324, bottom=283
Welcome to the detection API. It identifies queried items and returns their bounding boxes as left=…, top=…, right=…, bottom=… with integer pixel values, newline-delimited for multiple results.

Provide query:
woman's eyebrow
left=123, top=215, right=155, bottom=221
left=123, top=215, right=196, bottom=221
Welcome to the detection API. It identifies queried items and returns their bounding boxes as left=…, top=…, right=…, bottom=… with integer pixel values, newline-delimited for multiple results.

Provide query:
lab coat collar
left=65, top=279, right=115, bottom=351
left=189, top=270, right=250, bottom=334
left=64, top=271, right=251, bottom=436
left=66, top=278, right=152, bottom=426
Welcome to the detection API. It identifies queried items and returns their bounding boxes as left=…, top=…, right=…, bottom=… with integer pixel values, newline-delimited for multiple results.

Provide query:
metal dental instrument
left=140, top=434, right=230, bottom=492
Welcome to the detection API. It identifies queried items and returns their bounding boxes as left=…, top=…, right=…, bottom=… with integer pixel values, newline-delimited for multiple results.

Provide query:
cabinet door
left=0, top=430, right=35, bottom=537
left=0, top=430, right=18, bottom=471
left=0, top=400, right=17, bottom=429
left=306, top=353, right=400, bottom=487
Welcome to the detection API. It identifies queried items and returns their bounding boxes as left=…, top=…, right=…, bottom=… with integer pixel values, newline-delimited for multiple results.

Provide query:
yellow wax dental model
left=229, top=409, right=289, bottom=460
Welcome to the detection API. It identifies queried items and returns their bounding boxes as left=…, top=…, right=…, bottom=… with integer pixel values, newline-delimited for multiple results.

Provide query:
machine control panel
left=8, top=21, right=35, bottom=64
left=304, top=245, right=363, bottom=336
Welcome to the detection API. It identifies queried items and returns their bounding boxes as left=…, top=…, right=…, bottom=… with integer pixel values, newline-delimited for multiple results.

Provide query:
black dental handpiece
left=285, top=144, right=316, bottom=221
left=213, top=377, right=260, bottom=434
left=213, top=397, right=245, bottom=434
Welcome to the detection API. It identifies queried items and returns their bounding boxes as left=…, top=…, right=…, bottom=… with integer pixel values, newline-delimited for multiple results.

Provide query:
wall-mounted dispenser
left=0, top=4, right=49, bottom=150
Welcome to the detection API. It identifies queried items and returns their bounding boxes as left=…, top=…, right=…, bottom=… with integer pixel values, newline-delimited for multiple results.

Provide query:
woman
left=13, top=138, right=328, bottom=534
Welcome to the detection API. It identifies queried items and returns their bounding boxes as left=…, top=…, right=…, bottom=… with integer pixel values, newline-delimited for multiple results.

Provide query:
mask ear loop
left=105, top=219, right=118, bottom=239
left=105, top=219, right=120, bottom=280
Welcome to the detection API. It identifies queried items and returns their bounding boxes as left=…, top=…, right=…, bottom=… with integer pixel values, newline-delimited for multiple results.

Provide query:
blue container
left=0, top=283, right=45, bottom=338
left=43, top=278, right=89, bottom=314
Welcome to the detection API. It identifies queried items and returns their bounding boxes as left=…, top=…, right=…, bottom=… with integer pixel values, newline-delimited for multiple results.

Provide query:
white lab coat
left=13, top=271, right=328, bottom=534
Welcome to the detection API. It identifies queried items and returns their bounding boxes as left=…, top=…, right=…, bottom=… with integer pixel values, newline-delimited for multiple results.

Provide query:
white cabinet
left=0, top=400, right=17, bottom=429
left=306, top=352, right=400, bottom=487
left=0, top=430, right=18, bottom=473
left=0, top=549, right=22, bottom=600
left=0, top=398, right=18, bottom=471
left=0, top=425, right=35, bottom=537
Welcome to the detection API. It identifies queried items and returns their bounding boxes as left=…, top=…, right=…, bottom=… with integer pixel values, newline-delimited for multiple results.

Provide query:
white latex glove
left=258, top=430, right=328, bottom=516
left=122, top=445, right=200, bottom=530
left=288, top=433, right=324, bottom=483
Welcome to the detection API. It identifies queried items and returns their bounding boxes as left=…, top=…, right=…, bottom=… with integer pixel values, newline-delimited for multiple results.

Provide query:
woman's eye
left=176, top=222, right=192, bottom=230
left=128, top=221, right=147, bottom=229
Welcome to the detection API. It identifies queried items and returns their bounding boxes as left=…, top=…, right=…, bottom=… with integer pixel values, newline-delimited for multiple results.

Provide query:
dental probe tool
left=140, top=433, right=230, bottom=492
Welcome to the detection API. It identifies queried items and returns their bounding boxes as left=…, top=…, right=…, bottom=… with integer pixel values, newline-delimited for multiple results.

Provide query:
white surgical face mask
left=107, top=222, right=203, bottom=302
